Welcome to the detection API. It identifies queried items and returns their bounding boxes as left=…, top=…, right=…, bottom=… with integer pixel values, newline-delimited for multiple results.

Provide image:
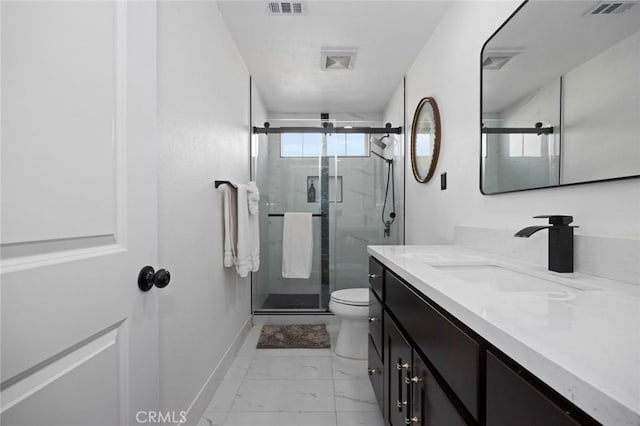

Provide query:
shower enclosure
left=251, top=115, right=405, bottom=313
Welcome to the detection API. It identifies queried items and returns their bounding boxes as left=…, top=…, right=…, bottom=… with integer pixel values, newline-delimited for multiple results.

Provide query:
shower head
left=370, top=135, right=390, bottom=150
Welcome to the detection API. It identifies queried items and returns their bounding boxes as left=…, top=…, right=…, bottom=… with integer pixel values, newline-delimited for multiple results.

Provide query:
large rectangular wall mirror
left=480, top=0, right=640, bottom=194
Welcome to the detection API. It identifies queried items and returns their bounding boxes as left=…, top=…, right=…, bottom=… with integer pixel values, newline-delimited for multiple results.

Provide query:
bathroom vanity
left=367, top=245, right=639, bottom=426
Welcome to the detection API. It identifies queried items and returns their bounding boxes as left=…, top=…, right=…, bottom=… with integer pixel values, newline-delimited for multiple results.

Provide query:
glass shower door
left=251, top=132, right=334, bottom=312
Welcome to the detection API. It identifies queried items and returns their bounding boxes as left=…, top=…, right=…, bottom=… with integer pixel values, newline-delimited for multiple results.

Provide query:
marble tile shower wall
left=253, top=133, right=401, bottom=299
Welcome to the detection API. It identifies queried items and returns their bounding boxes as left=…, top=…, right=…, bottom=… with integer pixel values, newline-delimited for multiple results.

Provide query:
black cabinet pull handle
left=138, top=266, right=171, bottom=291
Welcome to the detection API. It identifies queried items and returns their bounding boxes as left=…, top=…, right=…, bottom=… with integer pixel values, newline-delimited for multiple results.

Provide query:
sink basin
left=433, top=264, right=601, bottom=293
left=398, top=252, right=488, bottom=263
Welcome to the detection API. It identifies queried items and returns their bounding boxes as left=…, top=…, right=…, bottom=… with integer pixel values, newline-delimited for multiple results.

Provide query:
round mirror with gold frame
left=410, top=97, right=441, bottom=183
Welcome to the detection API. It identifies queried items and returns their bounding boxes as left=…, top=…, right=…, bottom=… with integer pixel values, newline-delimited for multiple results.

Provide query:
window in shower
left=280, top=133, right=369, bottom=157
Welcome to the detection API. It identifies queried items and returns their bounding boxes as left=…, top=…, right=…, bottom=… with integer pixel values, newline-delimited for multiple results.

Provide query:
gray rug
left=256, top=324, right=330, bottom=349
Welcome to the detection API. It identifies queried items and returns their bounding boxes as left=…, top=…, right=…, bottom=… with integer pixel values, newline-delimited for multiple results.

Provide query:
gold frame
left=410, top=97, right=441, bottom=183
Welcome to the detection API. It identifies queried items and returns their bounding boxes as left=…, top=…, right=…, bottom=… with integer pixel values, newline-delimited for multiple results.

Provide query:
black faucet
left=514, top=215, right=578, bottom=273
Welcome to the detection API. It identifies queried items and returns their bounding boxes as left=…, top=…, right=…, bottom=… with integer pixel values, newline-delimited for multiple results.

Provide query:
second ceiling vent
left=321, top=48, right=358, bottom=71
left=267, top=2, right=305, bottom=15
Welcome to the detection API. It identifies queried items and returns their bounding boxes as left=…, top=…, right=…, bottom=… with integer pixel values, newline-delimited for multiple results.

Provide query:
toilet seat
left=330, top=288, right=369, bottom=306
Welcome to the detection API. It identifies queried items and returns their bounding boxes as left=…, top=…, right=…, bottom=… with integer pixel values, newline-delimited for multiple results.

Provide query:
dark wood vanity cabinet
left=385, top=314, right=413, bottom=425
left=385, top=313, right=465, bottom=426
left=486, top=353, right=582, bottom=426
left=368, top=256, right=599, bottom=426
left=412, top=351, right=466, bottom=426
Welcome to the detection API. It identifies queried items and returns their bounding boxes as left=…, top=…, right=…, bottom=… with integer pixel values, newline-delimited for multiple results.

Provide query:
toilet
left=329, top=288, right=370, bottom=359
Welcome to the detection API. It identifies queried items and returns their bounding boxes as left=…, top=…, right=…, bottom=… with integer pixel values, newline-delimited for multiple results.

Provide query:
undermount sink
left=398, top=252, right=488, bottom=263
left=433, top=264, right=601, bottom=294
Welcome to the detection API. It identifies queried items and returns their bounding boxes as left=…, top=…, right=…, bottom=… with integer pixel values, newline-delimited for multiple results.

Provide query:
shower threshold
left=260, top=293, right=321, bottom=310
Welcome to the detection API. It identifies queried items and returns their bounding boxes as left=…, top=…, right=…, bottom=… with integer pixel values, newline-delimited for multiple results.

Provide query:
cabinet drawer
left=369, top=289, right=383, bottom=360
left=368, top=335, right=384, bottom=416
left=386, top=270, right=479, bottom=420
left=486, top=352, right=581, bottom=426
left=369, top=257, right=384, bottom=300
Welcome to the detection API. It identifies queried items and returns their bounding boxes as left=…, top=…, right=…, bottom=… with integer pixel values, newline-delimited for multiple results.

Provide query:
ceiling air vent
left=267, top=2, right=305, bottom=15
left=585, top=1, right=637, bottom=15
left=321, top=48, right=358, bottom=71
left=482, top=50, right=522, bottom=71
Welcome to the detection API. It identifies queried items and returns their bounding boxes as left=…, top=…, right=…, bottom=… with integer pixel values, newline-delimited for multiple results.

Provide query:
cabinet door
left=410, top=353, right=466, bottom=426
left=386, top=314, right=412, bottom=426
left=486, top=352, right=581, bottom=426
left=368, top=335, right=385, bottom=417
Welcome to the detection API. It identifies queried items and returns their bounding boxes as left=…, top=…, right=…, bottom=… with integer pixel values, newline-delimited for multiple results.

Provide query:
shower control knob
left=138, top=266, right=171, bottom=292
left=396, top=362, right=411, bottom=370
left=405, top=416, right=420, bottom=424
left=368, top=274, right=381, bottom=279
left=368, top=368, right=380, bottom=376
left=397, top=400, right=408, bottom=408
left=368, top=317, right=380, bottom=323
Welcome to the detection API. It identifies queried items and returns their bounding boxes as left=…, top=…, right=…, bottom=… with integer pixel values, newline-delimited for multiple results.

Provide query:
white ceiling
left=217, top=1, right=450, bottom=114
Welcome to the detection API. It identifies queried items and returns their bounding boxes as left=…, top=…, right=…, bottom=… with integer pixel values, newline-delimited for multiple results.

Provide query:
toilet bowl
left=329, top=288, right=370, bottom=359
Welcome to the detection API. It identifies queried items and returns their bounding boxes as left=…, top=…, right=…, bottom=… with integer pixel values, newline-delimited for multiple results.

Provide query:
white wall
left=157, top=2, right=255, bottom=422
left=404, top=1, right=640, bottom=246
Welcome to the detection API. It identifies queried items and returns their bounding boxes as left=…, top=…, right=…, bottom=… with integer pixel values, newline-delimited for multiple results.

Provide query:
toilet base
left=334, top=317, right=368, bottom=360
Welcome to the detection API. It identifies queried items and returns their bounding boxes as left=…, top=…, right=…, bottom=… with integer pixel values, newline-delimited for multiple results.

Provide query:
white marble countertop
left=367, top=245, right=640, bottom=426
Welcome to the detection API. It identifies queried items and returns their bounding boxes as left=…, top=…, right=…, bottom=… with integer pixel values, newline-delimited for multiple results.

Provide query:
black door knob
left=138, top=266, right=171, bottom=292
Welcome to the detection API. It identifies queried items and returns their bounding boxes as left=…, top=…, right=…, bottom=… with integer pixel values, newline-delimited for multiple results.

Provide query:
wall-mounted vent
left=321, top=48, right=358, bottom=71
left=267, top=2, right=305, bottom=15
left=584, top=1, right=637, bottom=15
left=482, top=50, right=522, bottom=70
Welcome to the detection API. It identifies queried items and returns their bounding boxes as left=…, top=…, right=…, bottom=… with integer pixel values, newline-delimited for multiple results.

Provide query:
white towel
left=235, top=184, right=252, bottom=277
left=218, top=184, right=237, bottom=268
left=247, top=183, right=260, bottom=272
left=282, top=212, right=313, bottom=279
left=247, top=181, right=260, bottom=216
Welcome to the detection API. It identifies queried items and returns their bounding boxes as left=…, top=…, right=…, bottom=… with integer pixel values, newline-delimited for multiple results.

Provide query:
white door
left=1, top=2, right=160, bottom=425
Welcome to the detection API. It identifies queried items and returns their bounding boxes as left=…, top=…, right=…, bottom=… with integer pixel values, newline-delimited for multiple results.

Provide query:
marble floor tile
left=199, top=324, right=386, bottom=426
left=198, top=411, right=228, bottom=426
left=332, top=356, right=368, bottom=380
left=336, top=410, right=384, bottom=426
left=222, top=411, right=337, bottom=426
left=235, top=327, right=262, bottom=357
left=223, top=357, right=252, bottom=381
left=334, top=379, right=379, bottom=411
left=206, top=380, right=243, bottom=412
left=232, top=379, right=336, bottom=412
left=246, top=356, right=333, bottom=380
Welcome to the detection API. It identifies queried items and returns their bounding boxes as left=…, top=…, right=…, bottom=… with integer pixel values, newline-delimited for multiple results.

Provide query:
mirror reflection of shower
left=370, top=128, right=396, bottom=238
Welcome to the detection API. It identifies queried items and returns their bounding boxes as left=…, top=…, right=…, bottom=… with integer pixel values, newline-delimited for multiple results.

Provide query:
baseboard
left=180, top=315, right=252, bottom=426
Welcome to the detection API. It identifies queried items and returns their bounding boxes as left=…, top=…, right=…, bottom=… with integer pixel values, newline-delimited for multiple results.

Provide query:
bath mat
left=256, top=324, right=330, bottom=349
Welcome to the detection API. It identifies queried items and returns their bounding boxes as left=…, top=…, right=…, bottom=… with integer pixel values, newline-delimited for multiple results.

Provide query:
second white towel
left=282, top=212, right=313, bottom=279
